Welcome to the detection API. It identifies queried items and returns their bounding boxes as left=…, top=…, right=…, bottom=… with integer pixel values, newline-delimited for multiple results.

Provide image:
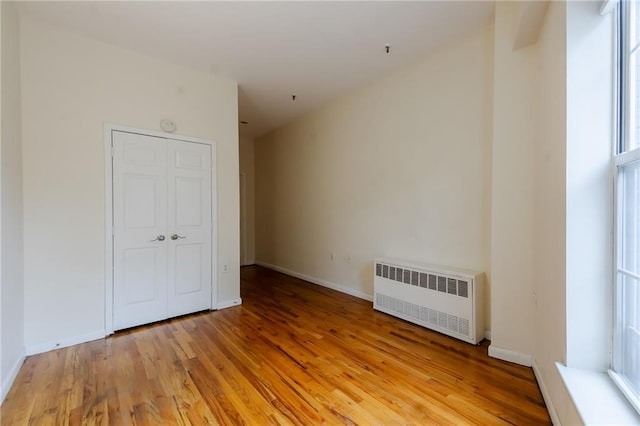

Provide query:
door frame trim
left=239, top=172, right=247, bottom=266
left=104, top=123, right=218, bottom=335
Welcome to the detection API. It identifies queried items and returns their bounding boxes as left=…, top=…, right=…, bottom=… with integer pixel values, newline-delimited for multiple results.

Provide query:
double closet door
left=112, top=130, right=213, bottom=330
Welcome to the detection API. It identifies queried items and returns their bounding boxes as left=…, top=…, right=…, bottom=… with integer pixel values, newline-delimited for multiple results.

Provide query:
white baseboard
left=216, top=298, right=242, bottom=310
left=25, top=330, right=106, bottom=356
left=255, top=261, right=374, bottom=302
left=488, top=344, right=533, bottom=367
left=1, top=349, right=26, bottom=403
left=533, top=359, right=561, bottom=426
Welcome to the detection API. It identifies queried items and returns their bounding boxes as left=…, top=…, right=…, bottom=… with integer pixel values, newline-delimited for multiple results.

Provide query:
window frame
left=611, top=0, right=640, bottom=414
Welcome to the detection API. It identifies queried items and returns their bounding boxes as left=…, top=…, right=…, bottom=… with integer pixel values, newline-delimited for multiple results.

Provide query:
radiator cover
left=373, top=258, right=485, bottom=344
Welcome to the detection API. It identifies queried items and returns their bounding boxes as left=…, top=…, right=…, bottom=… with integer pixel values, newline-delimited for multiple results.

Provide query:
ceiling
left=16, top=1, right=495, bottom=139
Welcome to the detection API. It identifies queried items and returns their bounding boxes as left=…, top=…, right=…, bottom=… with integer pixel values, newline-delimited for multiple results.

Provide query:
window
left=614, top=0, right=640, bottom=413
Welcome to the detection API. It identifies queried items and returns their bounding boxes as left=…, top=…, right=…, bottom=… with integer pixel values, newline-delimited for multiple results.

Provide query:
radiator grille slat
left=428, top=274, right=437, bottom=290
left=419, top=273, right=428, bottom=288
left=438, top=311, right=448, bottom=328
left=447, top=278, right=457, bottom=295
left=411, top=271, right=419, bottom=286
left=459, top=318, right=469, bottom=336
left=458, top=280, right=468, bottom=298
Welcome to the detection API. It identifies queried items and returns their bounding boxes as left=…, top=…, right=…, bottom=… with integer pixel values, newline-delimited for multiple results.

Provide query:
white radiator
left=373, top=258, right=485, bottom=344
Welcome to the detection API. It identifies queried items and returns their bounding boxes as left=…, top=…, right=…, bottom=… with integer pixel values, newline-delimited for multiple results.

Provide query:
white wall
left=565, top=0, right=614, bottom=372
left=20, top=17, right=240, bottom=352
left=239, top=136, right=255, bottom=265
left=1, top=1, right=26, bottom=401
left=256, top=27, right=493, bottom=320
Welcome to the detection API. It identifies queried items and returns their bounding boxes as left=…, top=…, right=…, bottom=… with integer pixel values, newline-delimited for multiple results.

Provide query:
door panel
left=123, top=247, right=161, bottom=303
left=175, top=243, right=204, bottom=294
left=167, top=139, right=212, bottom=317
left=176, top=178, right=203, bottom=226
left=175, top=150, right=204, bottom=169
left=124, top=176, right=158, bottom=228
left=113, top=131, right=168, bottom=330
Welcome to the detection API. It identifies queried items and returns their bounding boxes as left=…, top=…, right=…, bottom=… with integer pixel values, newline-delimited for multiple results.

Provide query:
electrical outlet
left=223, top=264, right=229, bottom=273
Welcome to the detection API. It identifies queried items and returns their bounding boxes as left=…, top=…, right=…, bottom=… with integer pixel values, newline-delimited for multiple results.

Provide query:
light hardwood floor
left=1, top=266, right=551, bottom=425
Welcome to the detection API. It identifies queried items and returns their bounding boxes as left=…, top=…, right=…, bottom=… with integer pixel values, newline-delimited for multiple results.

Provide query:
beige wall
left=1, top=0, right=25, bottom=401
left=489, top=2, right=580, bottom=422
left=20, top=17, right=240, bottom=352
left=239, top=136, right=255, bottom=265
left=533, top=2, right=576, bottom=422
left=490, top=1, right=537, bottom=362
left=256, top=27, right=493, bottom=315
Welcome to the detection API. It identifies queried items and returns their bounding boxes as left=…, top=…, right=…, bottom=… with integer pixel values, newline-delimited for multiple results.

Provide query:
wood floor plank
left=1, top=265, right=551, bottom=425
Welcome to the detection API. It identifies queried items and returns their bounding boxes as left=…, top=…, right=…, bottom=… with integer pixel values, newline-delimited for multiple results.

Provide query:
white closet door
left=112, top=131, right=213, bottom=330
left=112, top=131, right=169, bottom=330
left=167, top=139, right=212, bottom=317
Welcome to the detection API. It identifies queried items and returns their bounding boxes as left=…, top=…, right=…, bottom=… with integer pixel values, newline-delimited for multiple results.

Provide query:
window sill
left=557, top=363, right=640, bottom=425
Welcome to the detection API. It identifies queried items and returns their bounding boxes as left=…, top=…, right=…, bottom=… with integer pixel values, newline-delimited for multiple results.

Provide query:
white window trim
left=615, top=148, right=640, bottom=165
left=613, top=0, right=640, bottom=414
left=610, top=369, right=640, bottom=414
